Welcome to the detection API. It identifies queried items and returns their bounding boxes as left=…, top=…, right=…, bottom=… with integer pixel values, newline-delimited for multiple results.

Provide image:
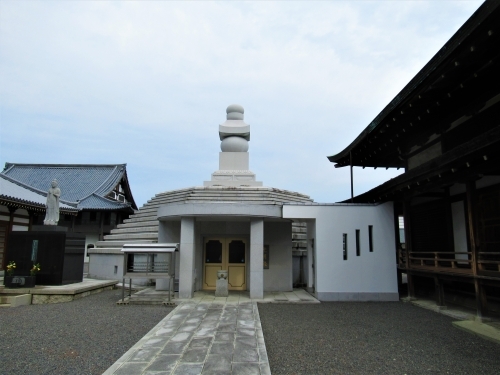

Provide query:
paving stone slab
left=180, top=348, right=208, bottom=363
left=129, top=347, right=162, bottom=362
left=210, top=341, right=234, bottom=354
left=160, top=342, right=189, bottom=355
left=114, top=362, right=150, bottom=375
left=202, top=353, right=232, bottom=373
left=214, top=332, right=235, bottom=342
left=232, top=362, right=261, bottom=375
left=172, top=363, right=203, bottom=375
left=144, top=354, right=179, bottom=372
left=187, top=337, right=213, bottom=349
left=233, top=346, right=259, bottom=362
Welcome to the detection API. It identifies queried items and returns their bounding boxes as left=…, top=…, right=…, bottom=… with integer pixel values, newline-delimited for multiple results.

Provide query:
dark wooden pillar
left=466, top=180, right=487, bottom=318
left=8, top=207, right=16, bottom=231
left=27, top=210, right=36, bottom=231
left=4, top=207, right=17, bottom=265
left=434, top=276, right=446, bottom=307
left=444, top=188, right=454, bottom=253
left=99, top=212, right=104, bottom=241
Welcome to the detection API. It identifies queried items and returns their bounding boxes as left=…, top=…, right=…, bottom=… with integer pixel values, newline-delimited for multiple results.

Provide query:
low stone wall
left=32, top=284, right=116, bottom=304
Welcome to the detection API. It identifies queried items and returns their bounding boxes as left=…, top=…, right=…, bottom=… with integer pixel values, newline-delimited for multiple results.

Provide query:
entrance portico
left=157, top=203, right=285, bottom=300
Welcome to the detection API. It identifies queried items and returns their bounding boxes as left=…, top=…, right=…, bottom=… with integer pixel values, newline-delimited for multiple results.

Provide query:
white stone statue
left=44, top=179, right=61, bottom=225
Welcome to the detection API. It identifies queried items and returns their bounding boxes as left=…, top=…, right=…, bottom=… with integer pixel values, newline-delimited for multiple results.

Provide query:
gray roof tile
left=0, top=174, right=78, bottom=212
left=77, top=194, right=132, bottom=210
left=1, top=163, right=136, bottom=211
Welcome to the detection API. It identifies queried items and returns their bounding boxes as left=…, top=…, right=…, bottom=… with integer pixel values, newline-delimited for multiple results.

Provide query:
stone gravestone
left=215, top=270, right=228, bottom=297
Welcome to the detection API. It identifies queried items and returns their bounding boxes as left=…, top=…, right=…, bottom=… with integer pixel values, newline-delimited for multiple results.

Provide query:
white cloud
left=0, top=0, right=483, bottom=206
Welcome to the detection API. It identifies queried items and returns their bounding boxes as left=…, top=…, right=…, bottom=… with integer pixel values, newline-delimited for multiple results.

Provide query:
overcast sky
left=0, top=1, right=484, bottom=207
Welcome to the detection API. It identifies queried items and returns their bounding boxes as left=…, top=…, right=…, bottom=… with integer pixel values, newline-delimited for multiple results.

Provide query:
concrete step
left=103, top=232, right=158, bottom=241
left=125, top=212, right=157, bottom=220
left=123, top=216, right=158, bottom=224
left=110, top=226, right=159, bottom=234
left=117, top=220, right=159, bottom=228
left=0, top=295, right=13, bottom=304
left=130, top=207, right=158, bottom=217
left=0, top=294, right=31, bottom=307
left=292, top=234, right=307, bottom=240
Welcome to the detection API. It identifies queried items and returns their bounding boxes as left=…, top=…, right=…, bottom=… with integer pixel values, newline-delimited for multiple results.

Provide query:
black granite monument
left=6, top=226, right=85, bottom=285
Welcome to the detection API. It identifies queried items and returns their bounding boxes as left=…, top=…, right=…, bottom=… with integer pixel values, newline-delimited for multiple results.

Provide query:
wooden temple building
left=0, top=164, right=137, bottom=272
left=328, top=1, right=500, bottom=319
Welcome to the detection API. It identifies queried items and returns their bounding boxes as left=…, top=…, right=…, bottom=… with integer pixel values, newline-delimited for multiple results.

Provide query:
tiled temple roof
left=1, top=163, right=137, bottom=211
left=0, top=174, right=78, bottom=213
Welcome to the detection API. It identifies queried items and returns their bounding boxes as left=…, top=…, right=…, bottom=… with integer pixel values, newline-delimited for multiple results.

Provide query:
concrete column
left=156, top=221, right=181, bottom=291
left=306, top=220, right=316, bottom=292
left=179, top=217, right=195, bottom=299
left=250, top=218, right=264, bottom=299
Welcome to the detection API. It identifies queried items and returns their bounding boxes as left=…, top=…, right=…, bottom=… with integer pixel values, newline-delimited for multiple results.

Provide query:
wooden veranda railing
left=398, top=249, right=500, bottom=277
left=478, top=252, right=500, bottom=272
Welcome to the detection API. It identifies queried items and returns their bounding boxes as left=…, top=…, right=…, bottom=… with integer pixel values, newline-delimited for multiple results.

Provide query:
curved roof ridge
left=3, top=162, right=127, bottom=169
left=77, top=193, right=132, bottom=210
left=91, top=165, right=121, bottom=196
left=1, top=163, right=134, bottom=210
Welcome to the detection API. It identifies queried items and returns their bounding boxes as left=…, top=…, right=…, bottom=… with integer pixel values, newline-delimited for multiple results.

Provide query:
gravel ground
left=258, top=301, right=500, bottom=375
left=0, top=289, right=173, bottom=375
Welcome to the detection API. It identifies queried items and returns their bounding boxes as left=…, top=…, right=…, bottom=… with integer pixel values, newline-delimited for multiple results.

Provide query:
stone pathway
left=103, top=290, right=318, bottom=375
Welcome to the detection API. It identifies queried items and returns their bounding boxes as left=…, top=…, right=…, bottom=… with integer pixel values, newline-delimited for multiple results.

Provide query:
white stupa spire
left=204, top=104, right=262, bottom=187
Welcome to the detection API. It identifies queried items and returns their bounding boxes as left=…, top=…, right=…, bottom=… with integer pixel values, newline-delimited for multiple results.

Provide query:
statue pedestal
left=31, top=225, right=68, bottom=232
left=215, top=278, right=228, bottom=297
left=7, top=229, right=84, bottom=285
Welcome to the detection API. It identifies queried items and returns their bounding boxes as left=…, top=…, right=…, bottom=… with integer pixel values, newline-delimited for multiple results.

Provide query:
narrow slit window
left=356, top=229, right=360, bottom=256
left=369, top=225, right=374, bottom=252
left=343, top=233, right=348, bottom=260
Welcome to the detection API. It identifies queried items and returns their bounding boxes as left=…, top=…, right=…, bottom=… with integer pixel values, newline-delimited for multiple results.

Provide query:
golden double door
left=203, top=238, right=247, bottom=291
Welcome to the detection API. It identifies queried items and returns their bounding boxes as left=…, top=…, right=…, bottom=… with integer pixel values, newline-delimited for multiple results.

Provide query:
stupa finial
left=203, top=104, right=262, bottom=187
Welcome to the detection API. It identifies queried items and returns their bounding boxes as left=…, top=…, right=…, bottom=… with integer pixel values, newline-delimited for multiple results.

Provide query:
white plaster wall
left=84, top=233, right=99, bottom=262
left=12, top=225, right=29, bottom=231
left=88, top=252, right=150, bottom=286
left=264, top=221, right=292, bottom=292
left=283, top=202, right=398, bottom=301
left=88, top=254, right=123, bottom=281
